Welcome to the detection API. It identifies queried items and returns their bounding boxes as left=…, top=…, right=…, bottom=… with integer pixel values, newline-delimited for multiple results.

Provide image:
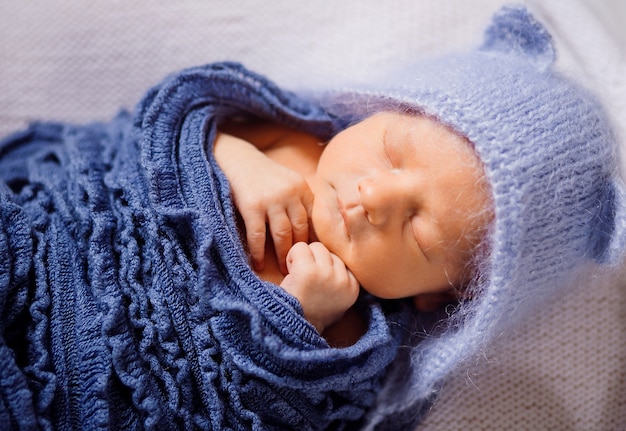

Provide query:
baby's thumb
left=284, top=241, right=309, bottom=273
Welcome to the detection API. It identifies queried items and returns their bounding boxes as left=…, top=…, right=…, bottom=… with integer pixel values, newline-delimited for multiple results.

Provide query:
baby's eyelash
left=410, top=218, right=420, bottom=244
left=410, top=216, right=430, bottom=261
left=382, top=139, right=394, bottom=167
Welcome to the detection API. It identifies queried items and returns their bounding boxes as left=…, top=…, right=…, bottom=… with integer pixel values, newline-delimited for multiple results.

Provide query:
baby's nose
left=358, top=174, right=407, bottom=225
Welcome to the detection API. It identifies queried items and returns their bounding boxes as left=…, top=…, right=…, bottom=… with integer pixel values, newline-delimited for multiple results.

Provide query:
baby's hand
left=280, top=242, right=360, bottom=334
left=214, top=133, right=312, bottom=273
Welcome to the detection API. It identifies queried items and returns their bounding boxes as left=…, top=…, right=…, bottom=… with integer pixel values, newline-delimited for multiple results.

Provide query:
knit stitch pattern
left=0, top=63, right=407, bottom=430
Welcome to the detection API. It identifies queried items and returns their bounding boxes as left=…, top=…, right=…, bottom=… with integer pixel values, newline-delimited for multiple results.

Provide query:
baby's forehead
left=376, top=111, right=482, bottom=161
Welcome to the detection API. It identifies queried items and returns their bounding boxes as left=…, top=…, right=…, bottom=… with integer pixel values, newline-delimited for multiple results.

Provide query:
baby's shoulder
left=220, top=118, right=320, bottom=151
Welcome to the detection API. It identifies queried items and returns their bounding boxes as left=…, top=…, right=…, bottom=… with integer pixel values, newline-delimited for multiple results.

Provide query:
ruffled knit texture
left=0, top=63, right=409, bottom=431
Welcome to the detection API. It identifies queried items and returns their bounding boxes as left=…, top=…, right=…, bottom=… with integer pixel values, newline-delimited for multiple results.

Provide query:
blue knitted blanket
left=0, top=63, right=408, bottom=430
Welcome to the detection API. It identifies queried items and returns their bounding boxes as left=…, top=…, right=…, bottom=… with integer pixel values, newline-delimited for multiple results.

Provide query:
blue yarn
left=0, top=63, right=410, bottom=430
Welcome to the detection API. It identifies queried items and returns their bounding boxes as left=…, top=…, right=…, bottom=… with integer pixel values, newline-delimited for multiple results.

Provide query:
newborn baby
left=1, top=5, right=624, bottom=430
left=215, top=111, right=492, bottom=339
left=214, top=4, right=626, bottom=367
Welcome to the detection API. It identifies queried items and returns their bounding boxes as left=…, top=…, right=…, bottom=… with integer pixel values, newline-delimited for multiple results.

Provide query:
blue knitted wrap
left=0, top=63, right=410, bottom=430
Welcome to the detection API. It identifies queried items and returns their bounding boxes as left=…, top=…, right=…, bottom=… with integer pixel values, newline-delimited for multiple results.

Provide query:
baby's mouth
left=336, top=195, right=352, bottom=237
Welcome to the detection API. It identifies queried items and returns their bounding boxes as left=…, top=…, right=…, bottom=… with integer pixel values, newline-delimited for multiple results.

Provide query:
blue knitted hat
left=321, top=5, right=626, bottom=426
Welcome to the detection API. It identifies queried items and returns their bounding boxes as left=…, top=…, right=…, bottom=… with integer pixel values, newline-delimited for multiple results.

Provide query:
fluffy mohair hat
left=320, top=5, right=626, bottom=428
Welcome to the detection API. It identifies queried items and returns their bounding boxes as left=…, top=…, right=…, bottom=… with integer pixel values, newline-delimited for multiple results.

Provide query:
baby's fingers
left=311, top=243, right=359, bottom=293
left=242, top=211, right=267, bottom=271
left=293, top=190, right=313, bottom=243
left=307, top=241, right=334, bottom=266
left=242, top=197, right=311, bottom=273
left=273, top=191, right=312, bottom=273
left=285, top=241, right=314, bottom=268
left=268, top=209, right=295, bottom=274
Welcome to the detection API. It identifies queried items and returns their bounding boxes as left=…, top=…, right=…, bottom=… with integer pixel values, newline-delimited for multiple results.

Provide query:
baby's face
left=311, top=112, right=492, bottom=299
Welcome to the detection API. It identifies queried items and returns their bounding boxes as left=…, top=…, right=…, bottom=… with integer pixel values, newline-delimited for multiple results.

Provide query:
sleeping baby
left=215, top=4, right=625, bottom=357
left=215, top=110, right=492, bottom=344
left=0, top=5, right=624, bottom=431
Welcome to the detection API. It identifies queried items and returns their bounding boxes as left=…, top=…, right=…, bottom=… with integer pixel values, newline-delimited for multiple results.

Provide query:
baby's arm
left=280, top=242, right=360, bottom=335
left=213, top=129, right=312, bottom=273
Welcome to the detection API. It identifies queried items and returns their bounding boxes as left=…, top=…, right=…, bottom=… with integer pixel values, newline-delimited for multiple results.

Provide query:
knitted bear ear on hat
left=481, top=5, right=626, bottom=267
left=481, top=5, right=556, bottom=71
left=592, top=181, right=626, bottom=265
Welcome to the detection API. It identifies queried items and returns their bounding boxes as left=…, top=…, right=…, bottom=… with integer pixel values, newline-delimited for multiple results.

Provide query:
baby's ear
left=481, top=5, right=556, bottom=71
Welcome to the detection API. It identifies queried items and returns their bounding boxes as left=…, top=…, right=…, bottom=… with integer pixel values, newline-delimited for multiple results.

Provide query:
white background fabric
left=1, top=1, right=624, bottom=429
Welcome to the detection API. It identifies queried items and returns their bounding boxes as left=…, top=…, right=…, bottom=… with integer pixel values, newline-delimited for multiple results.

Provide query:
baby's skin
left=214, top=112, right=491, bottom=343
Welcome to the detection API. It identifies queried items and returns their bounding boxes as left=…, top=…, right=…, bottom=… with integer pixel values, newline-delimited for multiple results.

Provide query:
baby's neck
left=260, top=128, right=323, bottom=189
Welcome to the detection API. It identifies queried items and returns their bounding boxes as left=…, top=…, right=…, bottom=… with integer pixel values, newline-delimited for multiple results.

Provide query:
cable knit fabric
left=319, top=7, right=626, bottom=429
left=0, top=63, right=410, bottom=430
